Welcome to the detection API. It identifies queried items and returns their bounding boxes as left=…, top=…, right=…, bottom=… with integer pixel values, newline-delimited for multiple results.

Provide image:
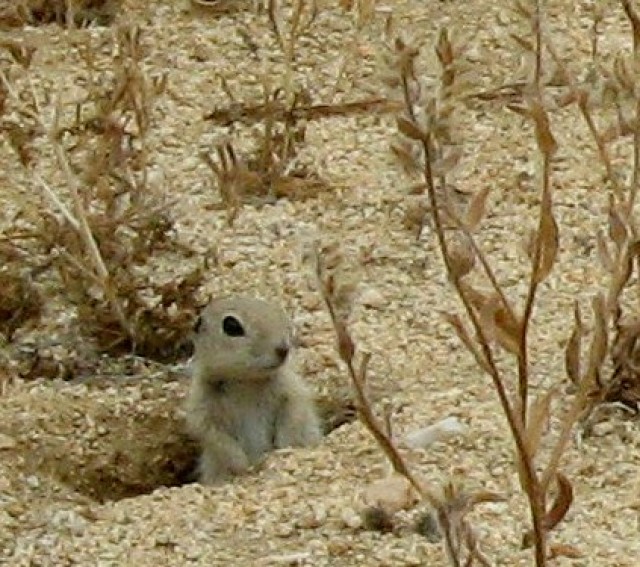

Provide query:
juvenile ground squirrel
left=186, top=297, right=322, bottom=484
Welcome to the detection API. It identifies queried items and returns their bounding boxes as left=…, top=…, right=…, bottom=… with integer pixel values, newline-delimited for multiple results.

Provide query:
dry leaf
left=596, top=230, right=614, bottom=273
left=585, top=294, right=608, bottom=389
left=549, top=543, right=584, bottom=559
left=336, top=320, right=355, bottom=364
left=391, top=140, right=421, bottom=176
left=529, top=99, right=558, bottom=157
left=494, top=305, right=523, bottom=356
left=436, top=28, right=454, bottom=88
left=448, top=235, right=476, bottom=281
left=397, top=116, right=428, bottom=142
left=464, top=186, right=491, bottom=232
left=466, top=489, right=506, bottom=507
left=522, top=473, right=574, bottom=550
left=524, top=389, right=555, bottom=460
left=442, top=312, right=493, bottom=374
left=564, top=301, right=584, bottom=386
left=436, top=28, right=454, bottom=68
left=510, top=33, right=534, bottom=52
left=534, top=201, right=559, bottom=283
left=544, top=473, right=574, bottom=531
left=458, top=281, right=522, bottom=356
left=608, top=203, right=628, bottom=251
left=506, top=102, right=530, bottom=119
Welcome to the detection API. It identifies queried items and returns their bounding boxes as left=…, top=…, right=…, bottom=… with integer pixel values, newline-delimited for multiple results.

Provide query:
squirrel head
left=192, top=296, right=293, bottom=382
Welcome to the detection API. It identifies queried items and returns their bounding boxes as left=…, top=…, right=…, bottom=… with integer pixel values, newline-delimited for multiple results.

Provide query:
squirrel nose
left=275, top=343, right=290, bottom=362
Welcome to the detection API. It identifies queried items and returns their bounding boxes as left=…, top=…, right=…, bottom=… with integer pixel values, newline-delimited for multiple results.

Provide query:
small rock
left=273, top=523, right=295, bottom=538
left=361, top=474, right=418, bottom=514
left=359, top=288, right=385, bottom=310
left=49, top=509, right=88, bottom=536
left=183, top=546, right=202, bottom=561
left=591, top=421, right=615, bottom=437
left=403, top=416, right=468, bottom=450
left=0, top=434, right=17, bottom=450
left=296, top=504, right=327, bottom=529
left=340, top=507, right=363, bottom=529
left=327, top=539, right=352, bottom=556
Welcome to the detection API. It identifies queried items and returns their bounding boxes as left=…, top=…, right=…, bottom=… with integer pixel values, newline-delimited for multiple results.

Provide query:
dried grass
left=0, top=24, right=207, bottom=365
left=302, top=1, right=640, bottom=565
left=0, top=0, right=121, bottom=28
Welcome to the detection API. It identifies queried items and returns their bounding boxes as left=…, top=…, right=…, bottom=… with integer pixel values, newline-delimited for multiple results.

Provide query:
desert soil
left=1, top=0, right=640, bottom=565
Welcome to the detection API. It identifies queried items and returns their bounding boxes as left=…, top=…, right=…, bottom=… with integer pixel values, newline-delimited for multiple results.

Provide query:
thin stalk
left=533, top=0, right=542, bottom=89
left=400, top=81, right=548, bottom=566
left=620, top=0, right=640, bottom=213
left=444, top=206, right=516, bottom=321
left=519, top=0, right=546, bottom=427
left=545, top=41, right=624, bottom=200
left=321, top=292, right=441, bottom=507
left=519, top=150, right=552, bottom=427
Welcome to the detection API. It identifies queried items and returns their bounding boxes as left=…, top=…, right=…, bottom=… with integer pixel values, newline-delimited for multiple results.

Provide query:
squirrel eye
left=222, top=315, right=245, bottom=337
left=193, top=316, right=203, bottom=333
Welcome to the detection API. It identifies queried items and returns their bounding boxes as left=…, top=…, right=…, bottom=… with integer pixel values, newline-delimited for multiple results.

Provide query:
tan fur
left=185, top=297, right=321, bottom=484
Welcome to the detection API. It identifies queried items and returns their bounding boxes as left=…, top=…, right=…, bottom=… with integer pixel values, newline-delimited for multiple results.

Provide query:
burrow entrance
left=31, top=390, right=356, bottom=503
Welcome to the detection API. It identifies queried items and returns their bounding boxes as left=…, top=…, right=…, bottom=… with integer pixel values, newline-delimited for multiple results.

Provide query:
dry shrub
left=315, top=1, right=590, bottom=563
left=40, top=195, right=206, bottom=359
left=550, top=0, right=640, bottom=421
left=608, top=316, right=640, bottom=409
left=0, top=242, right=42, bottom=341
left=188, top=0, right=252, bottom=17
left=202, top=89, right=402, bottom=220
left=44, top=26, right=204, bottom=360
left=311, top=242, right=500, bottom=566
left=0, top=25, right=207, bottom=363
left=0, top=0, right=121, bottom=28
left=200, top=0, right=407, bottom=220
left=369, top=0, right=640, bottom=564
left=199, top=0, right=327, bottom=219
left=202, top=87, right=328, bottom=222
left=0, top=47, right=43, bottom=345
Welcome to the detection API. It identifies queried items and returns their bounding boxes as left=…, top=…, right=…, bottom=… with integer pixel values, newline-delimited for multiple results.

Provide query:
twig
left=319, top=281, right=441, bottom=507
left=620, top=0, right=640, bottom=213
left=34, top=174, right=81, bottom=232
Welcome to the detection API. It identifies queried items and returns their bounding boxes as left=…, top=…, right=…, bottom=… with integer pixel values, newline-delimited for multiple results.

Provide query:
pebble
left=359, top=288, right=386, bottom=309
left=340, top=507, right=363, bottom=529
left=590, top=421, right=615, bottom=437
left=0, top=433, right=17, bottom=450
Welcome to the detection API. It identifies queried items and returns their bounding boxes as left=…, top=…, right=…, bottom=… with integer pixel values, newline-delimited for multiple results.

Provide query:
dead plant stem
left=50, top=137, right=134, bottom=341
left=620, top=0, right=640, bottom=213
left=545, top=41, right=623, bottom=200
left=519, top=151, right=552, bottom=427
left=445, top=208, right=516, bottom=321
left=533, top=0, right=542, bottom=90
left=402, top=65, right=548, bottom=567
left=321, top=295, right=441, bottom=505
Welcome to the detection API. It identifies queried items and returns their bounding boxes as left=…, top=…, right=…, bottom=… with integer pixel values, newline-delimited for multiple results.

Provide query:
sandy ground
left=1, top=0, right=640, bottom=565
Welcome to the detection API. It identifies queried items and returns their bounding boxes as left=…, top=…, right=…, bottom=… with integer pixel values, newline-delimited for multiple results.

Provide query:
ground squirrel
left=186, top=297, right=322, bottom=484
